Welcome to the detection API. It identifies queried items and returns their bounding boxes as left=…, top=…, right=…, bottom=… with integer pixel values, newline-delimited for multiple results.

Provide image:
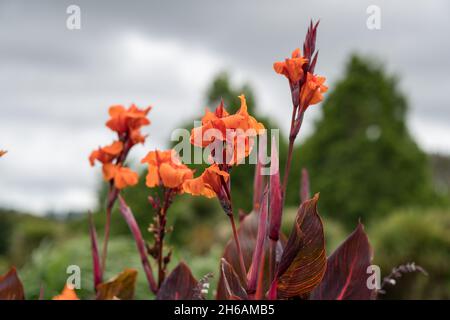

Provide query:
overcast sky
left=0, top=0, right=449, bottom=215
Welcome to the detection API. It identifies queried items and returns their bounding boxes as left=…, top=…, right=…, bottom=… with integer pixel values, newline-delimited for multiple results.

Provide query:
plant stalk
left=228, top=213, right=247, bottom=281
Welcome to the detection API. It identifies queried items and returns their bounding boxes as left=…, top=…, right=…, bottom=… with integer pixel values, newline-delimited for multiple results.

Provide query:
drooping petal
left=102, top=163, right=118, bottom=181
left=114, top=167, right=139, bottom=189
left=145, top=165, right=160, bottom=188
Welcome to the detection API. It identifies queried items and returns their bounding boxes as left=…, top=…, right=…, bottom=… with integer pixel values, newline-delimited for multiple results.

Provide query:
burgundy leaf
left=88, top=212, right=102, bottom=290
left=276, top=194, right=326, bottom=299
left=157, top=262, right=198, bottom=300
left=310, top=223, right=375, bottom=300
left=96, top=268, right=137, bottom=300
left=0, top=267, right=25, bottom=300
left=118, top=195, right=157, bottom=294
left=300, top=168, right=310, bottom=203
left=254, top=245, right=267, bottom=300
left=247, top=191, right=268, bottom=293
left=309, top=51, right=319, bottom=75
left=220, top=259, right=248, bottom=300
left=216, top=212, right=284, bottom=299
left=268, top=136, right=282, bottom=241
left=253, top=133, right=267, bottom=211
left=267, top=279, right=277, bottom=300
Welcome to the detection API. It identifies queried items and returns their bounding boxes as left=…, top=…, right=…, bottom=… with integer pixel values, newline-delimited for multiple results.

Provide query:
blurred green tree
left=290, top=55, right=436, bottom=227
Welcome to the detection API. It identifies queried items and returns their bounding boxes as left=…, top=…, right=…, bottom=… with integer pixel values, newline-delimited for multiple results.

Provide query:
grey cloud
left=0, top=0, right=449, bottom=213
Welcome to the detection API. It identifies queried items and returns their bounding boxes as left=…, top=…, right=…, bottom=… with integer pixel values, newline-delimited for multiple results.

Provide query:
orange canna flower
left=190, top=95, right=265, bottom=149
left=0, top=150, right=7, bottom=157
left=141, top=149, right=194, bottom=189
left=273, top=48, right=309, bottom=83
left=103, top=163, right=139, bottom=189
left=299, top=72, right=328, bottom=110
left=89, top=141, right=123, bottom=166
left=52, top=285, right=79, bottom=300
left=106, top=104, right=151, bottom=144
left=182, top=164, right=229, bottom=198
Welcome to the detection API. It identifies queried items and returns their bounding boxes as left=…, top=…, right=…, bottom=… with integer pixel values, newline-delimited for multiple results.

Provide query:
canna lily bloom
left=182, top=164, right=229, bottom=198
left=102, top=163, right=139, bottom=189
left=89, top=141, right=123, bottom=166
left=52, top=285, right=79, bottom=300
left=273, top=48, right=309, bottom=83
left=106, top=104, right=151, bottom=144
left=190, top=95, right=265, bottom=149
left=299, top=72, right=328, bottom=111
left=141, top=149, right=194, bottom=189
left=0, top=150, right=7, bottom=157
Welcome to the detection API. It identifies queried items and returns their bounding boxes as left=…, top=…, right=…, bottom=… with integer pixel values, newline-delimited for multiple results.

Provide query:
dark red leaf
left=254, top=245, right=267, bottom=300
left=310, top=223, right=376, bottom=300
left=253, top=134, right=267, bottom=211
left=268, top=136, right=282, bottom=241
left=88, top=212, right=102, bottom=290
left=96, top=268, right=137, bottom=300
left=216, top=212, right=284, bottom=299
left=220, top=259, right=248, bottom=300
left=0, top=267, right=25, bottom=300
left=247, top=191, right=268, bottom=293
left=157, top=262, right=198, bottom=300
left=276, top=194, right=326, bottom=299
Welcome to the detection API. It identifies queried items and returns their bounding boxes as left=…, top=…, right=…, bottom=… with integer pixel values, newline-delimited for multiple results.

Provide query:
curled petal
left=182, top=164, right=229, bottom=198
left=89, top=141, right=123, bottom=166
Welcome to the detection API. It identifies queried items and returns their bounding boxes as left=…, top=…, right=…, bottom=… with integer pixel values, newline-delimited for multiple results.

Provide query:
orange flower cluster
left=191, top=95, right=265, bottom=165
left=273, top=48, right=308, bottom=83
left=89, top=104, right=151, bottom=189
left=299, top=72, right=328, bottom=109
left=274, top=48, right=328, bottom=111
left=106, top=104, right=151, bottom=144
left=141, top=149, right=194, bottom=190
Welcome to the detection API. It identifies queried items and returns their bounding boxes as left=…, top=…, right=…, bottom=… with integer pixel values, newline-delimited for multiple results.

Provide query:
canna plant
left=1, top=20, right=422, bottom=301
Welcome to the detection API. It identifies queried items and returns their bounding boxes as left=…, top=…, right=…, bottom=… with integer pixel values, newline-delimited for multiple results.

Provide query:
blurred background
left=0, top=0, right=449, bottom=299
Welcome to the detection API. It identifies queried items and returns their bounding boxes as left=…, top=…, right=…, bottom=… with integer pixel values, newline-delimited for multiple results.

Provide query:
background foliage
left=1, top=55, right=449, bottom=299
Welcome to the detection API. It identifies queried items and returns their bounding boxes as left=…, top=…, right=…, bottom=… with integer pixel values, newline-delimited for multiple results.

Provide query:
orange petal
left=89, top=150, right=101, bottom=166
left=182, top=176, right=215, bottom=198
left=291, top=48, right=301, bottom=58
left=103, top=141, right=124, bottom=156
left=114, top=167, right=139, bottom=189
left=102, top=163, right=118, bottom=181
left=108, top=105, right=126, bottom=117
left=273, top=61, right=287, bottom=76
left=145, top=165, right=160, bottom=188
left=52, top=285, right=79, bottom=300
left=160, top=163, right=184, bottom=188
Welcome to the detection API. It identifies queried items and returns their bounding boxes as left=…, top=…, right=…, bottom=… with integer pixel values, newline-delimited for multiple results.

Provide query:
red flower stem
left=228, top=213, right=247, bottom=281
left=156, top=188, right=172, bottom=287
left=219, top=171, right=247, bottom=281
left=282, top=110, right=304, bottom=200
